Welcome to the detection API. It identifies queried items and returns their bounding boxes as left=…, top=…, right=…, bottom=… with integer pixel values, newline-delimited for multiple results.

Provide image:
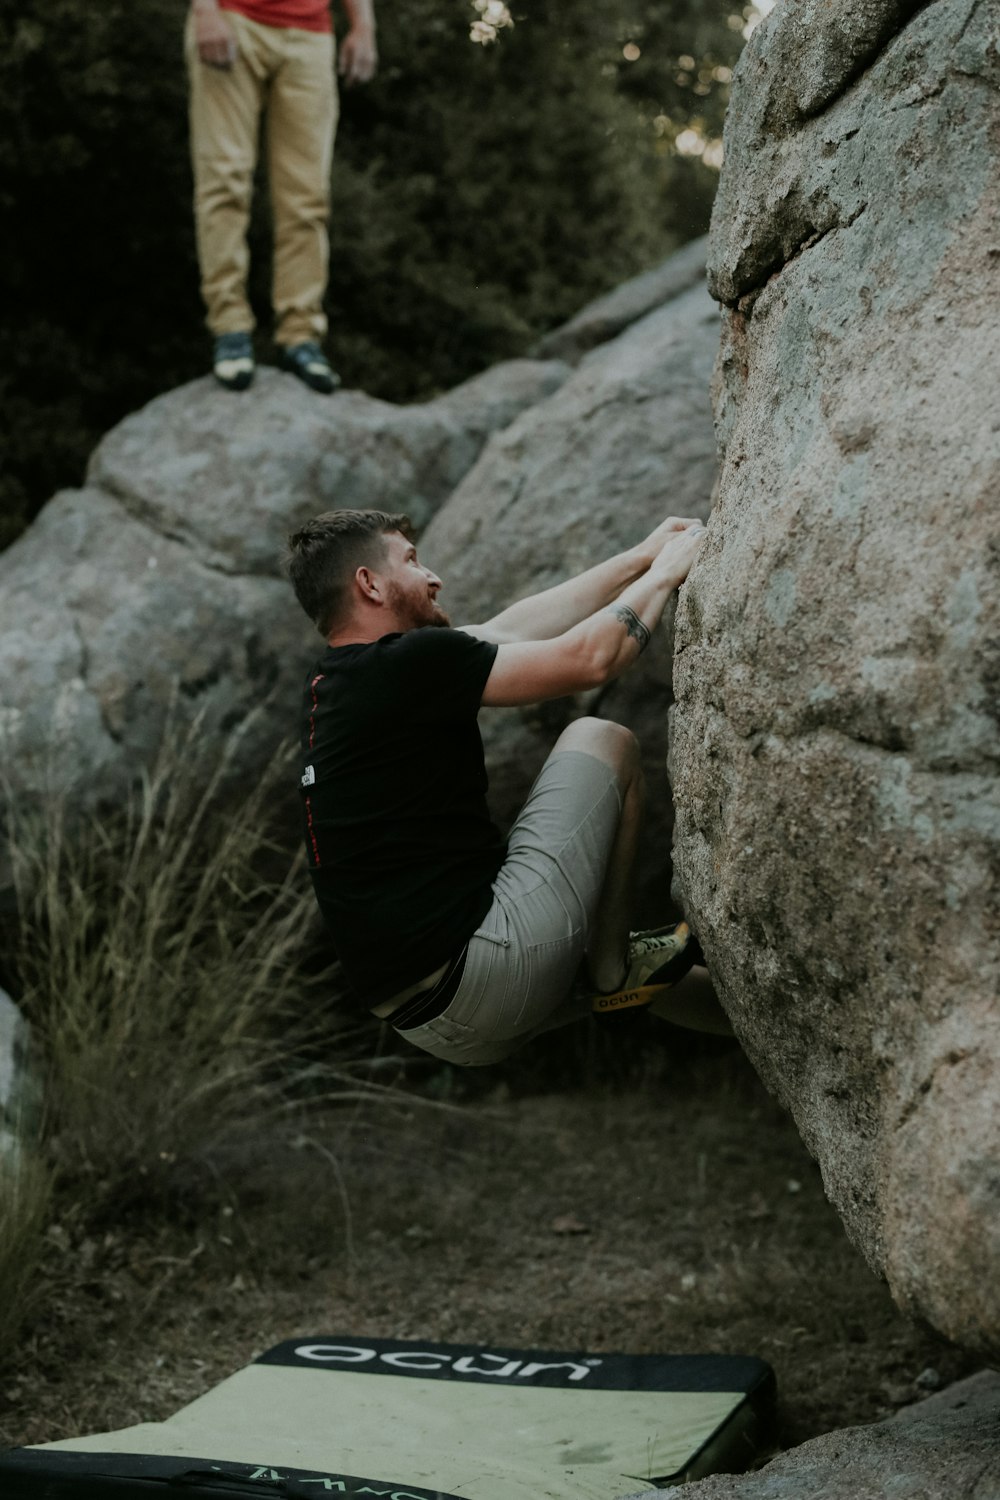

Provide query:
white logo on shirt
left=301, top=765, right=316, bottom=787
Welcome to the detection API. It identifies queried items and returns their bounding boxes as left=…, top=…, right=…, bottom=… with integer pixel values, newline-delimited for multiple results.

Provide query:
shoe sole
left=277, top=356, right=340, bottom=394
left=214, top=360, right=255, bottom=392
left=591, top=981, right=676, bottom=1015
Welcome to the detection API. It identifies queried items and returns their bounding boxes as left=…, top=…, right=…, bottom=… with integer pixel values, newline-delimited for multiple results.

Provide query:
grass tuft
left=3, top=718, right=355, bottom=1215
left=0, top=1148, right=53, bottom=1360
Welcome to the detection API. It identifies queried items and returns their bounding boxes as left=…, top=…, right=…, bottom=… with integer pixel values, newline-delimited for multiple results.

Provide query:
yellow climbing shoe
left=591, top=921, right=700, bottom=1014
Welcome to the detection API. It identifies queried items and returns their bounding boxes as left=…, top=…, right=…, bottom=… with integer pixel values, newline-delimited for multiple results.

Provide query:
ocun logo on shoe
left=270, top=1341, right=602, bottom=1384
left=592, top=989, right=651, bottom=1013
left=301, top=764, right=316, bottom=787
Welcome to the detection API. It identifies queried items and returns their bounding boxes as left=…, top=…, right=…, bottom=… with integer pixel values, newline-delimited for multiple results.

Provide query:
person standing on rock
left=186, top=0, right=377, bottom=394
left=286, top=508, right=722, bottom=1067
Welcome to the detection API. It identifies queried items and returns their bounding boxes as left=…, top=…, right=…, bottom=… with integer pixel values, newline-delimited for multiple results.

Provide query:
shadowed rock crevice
left=727, top=202, right=871, bottom=313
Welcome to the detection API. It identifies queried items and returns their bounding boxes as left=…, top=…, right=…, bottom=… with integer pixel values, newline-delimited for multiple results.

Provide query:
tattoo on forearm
left=609, top=603, right=651, bottom=654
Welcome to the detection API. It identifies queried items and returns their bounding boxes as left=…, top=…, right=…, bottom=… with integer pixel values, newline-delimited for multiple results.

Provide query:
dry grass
left=0, top=1149, right=52, bottom=1359
left=0, top=721, right=387, bottom=1368
left=6, top=724, right=359, bottom=1202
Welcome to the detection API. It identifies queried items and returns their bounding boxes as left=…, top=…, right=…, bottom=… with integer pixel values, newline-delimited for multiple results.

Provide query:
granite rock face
left=670, top=0, right=1000, bottom=1351
left=0, top=359, right=568, bottom=818
left=422, top=283, right=720, bottom=901
left=621, top=1372, right=1000, bottom=1500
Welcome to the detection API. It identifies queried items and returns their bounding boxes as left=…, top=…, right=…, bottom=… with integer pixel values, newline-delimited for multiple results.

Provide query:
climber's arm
left=462, top=515, right=703, bottom=644
left=478, top=523, right=706, bottom=707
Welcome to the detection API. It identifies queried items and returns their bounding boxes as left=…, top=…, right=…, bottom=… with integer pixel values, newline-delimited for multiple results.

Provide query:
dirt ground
left=0, top=1019, right=980, bottom=1472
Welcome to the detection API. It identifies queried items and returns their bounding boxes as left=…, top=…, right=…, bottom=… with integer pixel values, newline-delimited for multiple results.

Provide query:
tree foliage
left=0, top=0, right=746, bottom=549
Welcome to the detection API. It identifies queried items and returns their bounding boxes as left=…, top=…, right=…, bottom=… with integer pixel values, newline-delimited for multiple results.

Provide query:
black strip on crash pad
left=0, top=1448, right=459, bottom=1500
left=255, top=1336, right=775, bottom=1394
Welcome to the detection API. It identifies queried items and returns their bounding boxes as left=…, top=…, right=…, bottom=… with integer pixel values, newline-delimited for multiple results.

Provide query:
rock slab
left=620, top=1372, right=1000, bottom=1500
left=533, top=235, right=708, bottom=363
left=670, top=0, right=1000, bottom=1351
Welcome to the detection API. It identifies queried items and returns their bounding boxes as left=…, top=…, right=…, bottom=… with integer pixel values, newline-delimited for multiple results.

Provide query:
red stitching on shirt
left=305, top=796, right=320, bottom=868
left=306, top=673, right=324, bottom=867
left=308, top=673, right=324, bottom=749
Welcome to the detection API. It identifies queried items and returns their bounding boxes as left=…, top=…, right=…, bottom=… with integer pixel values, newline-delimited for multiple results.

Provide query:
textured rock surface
left=0, top=359, right=568, bottom=815
left=620, top=1372, right=1000, bottom=1500
left=422, top=283, right=720, bottom=899
left=670, top=0, right=1000, bottom=1350
left=87, top=360, right=571, bottom=576
left=533, top=235, right=707, bottom=362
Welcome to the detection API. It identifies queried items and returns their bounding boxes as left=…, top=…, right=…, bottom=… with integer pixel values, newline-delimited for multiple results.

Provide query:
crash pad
left=0, top=1335, right=775, bottom=1498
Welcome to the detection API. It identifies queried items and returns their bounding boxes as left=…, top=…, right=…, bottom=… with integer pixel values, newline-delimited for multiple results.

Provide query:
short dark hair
left=284, top=509, right=415, bottom=636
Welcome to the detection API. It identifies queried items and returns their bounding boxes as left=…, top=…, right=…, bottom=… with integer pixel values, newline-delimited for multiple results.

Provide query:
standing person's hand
left=193, top=0, right=237, bottom=69
left=339, top=25, right=378, bottom=84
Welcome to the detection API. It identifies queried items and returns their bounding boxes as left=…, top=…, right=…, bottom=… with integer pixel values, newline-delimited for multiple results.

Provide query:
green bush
left=0, top=0, right=744, bottom=549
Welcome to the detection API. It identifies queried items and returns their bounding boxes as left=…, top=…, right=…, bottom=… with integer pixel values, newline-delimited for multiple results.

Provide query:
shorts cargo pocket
left=399, top=1012, right=516, bottom=1068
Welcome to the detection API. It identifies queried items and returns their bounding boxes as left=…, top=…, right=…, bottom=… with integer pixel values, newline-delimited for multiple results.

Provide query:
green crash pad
left=0, top=1335, right=776, bottom=1499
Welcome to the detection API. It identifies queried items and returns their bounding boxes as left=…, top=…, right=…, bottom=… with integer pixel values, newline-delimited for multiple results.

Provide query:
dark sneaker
left=277, top=340, right=340, bottom=394
left=591, top=921, right=702, bottom=1015
left=213, top=332, right=255, bottom=392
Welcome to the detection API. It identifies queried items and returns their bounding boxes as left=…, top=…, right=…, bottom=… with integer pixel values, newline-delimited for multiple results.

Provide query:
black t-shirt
left=299, top=627, right=504, bottom=1005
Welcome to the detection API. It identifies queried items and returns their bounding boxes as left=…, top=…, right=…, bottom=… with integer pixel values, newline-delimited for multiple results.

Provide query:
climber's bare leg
left=547, top=717, right=644, bottom=994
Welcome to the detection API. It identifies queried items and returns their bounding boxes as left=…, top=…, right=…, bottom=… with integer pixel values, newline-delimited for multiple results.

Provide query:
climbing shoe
left=591, top=921, right=703, bottom=1015
left=212, top=332, right=255, bottom=392
left=277, top=340, right=340, bottom=394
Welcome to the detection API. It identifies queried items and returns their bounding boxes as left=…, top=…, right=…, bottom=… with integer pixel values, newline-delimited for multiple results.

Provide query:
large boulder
left=422, top=281, right=720, bottom=904
left=622, top=1372, right=1000, bottom=1500
left=0, top=360, right=568, bottom=817
left=669, top=0, right=1000, bottom=1350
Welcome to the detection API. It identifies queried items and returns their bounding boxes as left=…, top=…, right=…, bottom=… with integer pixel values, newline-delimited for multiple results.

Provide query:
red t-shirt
left=219, top=0, right=332, bottom=34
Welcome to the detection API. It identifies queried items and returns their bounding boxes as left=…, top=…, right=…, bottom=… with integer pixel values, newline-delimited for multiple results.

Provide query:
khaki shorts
left=395, top=750, right=623, bottom=1067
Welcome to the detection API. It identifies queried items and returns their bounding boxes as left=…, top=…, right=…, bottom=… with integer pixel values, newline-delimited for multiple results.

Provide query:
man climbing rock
left=286, top=508, right=714, bottom=1066
left=186, top=0, right=377, bottom=393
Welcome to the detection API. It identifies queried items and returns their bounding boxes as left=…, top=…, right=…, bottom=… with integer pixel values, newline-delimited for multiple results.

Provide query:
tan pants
left=185, top=10, right=338, bottom=344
